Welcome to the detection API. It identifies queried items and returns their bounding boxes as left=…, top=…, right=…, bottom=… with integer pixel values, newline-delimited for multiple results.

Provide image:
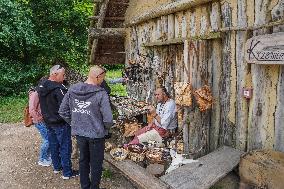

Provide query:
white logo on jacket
left=72, top=99, right=91, bottom=115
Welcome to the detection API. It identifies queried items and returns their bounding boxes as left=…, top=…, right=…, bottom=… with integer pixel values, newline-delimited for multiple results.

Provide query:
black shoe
left=62, top=170, right=79, bottom=180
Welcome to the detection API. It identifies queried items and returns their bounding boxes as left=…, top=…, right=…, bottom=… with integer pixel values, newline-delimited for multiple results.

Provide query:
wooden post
left=181, top=13, right=187, bottom=38
left=174, top=12, right=182, bottom=39
left=183, top=39, right=190, bottom=154
left=190, top=12, right=196, bottom=37
left=248, top=0, right=278, bottom=151
left=210, top=38, right=222, bottom=151
left=273, top=0, right=284, bottom=152
left=235, top=0, right=249, bottom=152
left=208, top=1, right=222, bottom=152
left=210, top=2, right=221, bottom=32
left=156, top=18, right=162, bottom=41
left=219, top=2, right=234, bottom=146
left=161, top=15, right=168, bottom=41
left=168, top=14, right=175, bottom=39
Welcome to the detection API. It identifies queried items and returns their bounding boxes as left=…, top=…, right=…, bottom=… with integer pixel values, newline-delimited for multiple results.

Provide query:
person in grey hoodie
left=59, top=65, right=113, bottom=189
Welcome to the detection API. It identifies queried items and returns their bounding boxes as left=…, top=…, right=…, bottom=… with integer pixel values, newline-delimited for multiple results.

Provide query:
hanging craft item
left=123, top=122, right=142, bottom=137
left=110, top=148, right=128, bottom=161
left=110, top=96, right=149, bottom=118
left=174, top=82, right=192, bottom=106
left=193, top=85, right=213, bottom=112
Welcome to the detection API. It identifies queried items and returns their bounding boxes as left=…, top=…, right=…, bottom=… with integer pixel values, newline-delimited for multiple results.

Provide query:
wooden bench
left=104, top=153, right=170, bottom=189
left=160, top=146, right=244, bottom=189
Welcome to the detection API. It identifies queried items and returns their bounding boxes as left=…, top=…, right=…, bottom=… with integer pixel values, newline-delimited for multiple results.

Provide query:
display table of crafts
left=110, top=96, right=149, bottom=118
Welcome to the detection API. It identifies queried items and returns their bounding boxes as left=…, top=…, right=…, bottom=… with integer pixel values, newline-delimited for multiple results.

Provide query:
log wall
left=124, top=0, right=284, bottom=155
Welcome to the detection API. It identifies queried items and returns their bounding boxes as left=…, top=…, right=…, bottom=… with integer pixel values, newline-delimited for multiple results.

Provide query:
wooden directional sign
left=245, top=32, right=284, bottom=64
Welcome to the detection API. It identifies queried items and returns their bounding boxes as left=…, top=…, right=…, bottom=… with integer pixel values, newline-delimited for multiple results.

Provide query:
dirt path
left=0, top=123, right=135, bottom=189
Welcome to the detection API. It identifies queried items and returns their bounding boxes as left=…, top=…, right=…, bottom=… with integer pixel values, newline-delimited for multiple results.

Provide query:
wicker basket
left=128, top=152, right=145, bottom=162
left=110, top=148, right=128, bottom=161
left=146, top=149, right=165, bottom=164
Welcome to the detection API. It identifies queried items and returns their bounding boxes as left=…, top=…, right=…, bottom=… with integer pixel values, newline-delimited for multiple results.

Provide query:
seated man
left=126, top=87, right=177, bottom=147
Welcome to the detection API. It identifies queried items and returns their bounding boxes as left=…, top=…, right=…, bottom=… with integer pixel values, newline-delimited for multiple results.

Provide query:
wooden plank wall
left=125, top=0, right=284, bottom=155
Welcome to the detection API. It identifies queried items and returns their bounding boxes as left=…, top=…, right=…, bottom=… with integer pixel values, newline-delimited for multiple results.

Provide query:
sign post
left=245, top=32, right=284, bottom=65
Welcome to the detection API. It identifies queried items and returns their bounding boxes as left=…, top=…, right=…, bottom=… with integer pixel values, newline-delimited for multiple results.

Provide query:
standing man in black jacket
left=38, top=65, right=76, bottom=179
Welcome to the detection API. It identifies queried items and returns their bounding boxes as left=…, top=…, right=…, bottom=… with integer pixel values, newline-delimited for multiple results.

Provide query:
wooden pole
left=235, top=0, right=249, bottom=152
left=183, top=40, right=190, bottom=154
left=89, top=28, right=126, bottom=38
left=248, top=0, right=276, bottom=151
left=272, top=0, right=284, bottom=152
left=168, top=14, right=175, bottom=39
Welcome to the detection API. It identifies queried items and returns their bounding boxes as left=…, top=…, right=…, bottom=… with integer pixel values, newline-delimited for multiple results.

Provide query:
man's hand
left=146, top=105, right=156, bottom=115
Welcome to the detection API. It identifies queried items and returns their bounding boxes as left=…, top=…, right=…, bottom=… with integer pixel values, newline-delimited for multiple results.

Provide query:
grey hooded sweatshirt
left=59, top=82, right=113, bottom=139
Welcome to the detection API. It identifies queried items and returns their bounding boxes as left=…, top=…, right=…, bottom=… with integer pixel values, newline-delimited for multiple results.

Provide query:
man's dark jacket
left=38, top=80, right=68, bottom=127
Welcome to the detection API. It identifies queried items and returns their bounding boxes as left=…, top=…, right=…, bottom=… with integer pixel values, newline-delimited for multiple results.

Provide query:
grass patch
left=0, top=69, right=127, bottom=123
left=102, top=168, right=113, bottom=179
left=0, top=94, right=27, bottom=123
left=106, top=69, right=127, bottom=96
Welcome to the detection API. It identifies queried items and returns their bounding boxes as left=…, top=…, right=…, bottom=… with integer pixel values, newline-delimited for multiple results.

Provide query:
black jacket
left=38, top=80, right=68, bottom=127
left=100, top=80, right=111, bottom=95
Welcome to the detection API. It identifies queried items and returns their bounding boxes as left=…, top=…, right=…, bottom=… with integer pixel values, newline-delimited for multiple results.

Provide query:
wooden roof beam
left=109, top=1, right=128, bottom=6
left=126, top=0, right=215, bottom=26
left=89, top=16, right=125, bottom=21
left=89, top=28, right=126, bottom=38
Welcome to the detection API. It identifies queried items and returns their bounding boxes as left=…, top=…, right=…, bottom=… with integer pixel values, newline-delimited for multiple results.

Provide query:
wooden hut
left=89, top=0, right=284, bottom=157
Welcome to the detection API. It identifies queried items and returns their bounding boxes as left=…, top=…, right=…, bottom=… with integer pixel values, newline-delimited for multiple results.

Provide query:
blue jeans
left=47, top=124, right=72, bottom=177
left=77, top=136, right=105, bottom=189
left=35, top=122, right=50, bottom=162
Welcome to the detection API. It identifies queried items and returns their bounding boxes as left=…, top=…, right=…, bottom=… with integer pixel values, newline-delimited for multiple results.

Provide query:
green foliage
left=103, top=64, right=125, bottom=71
left=102, top=168, right=113, bottom=179
left=0, top=0, right=38, bottom=62
left=0, top=0, right=93, bottom=96
left=0, top=59, right=46, bottom=96
left=106, top=69, right=127, bottom=96
left=28, top=0, right=92, bottom=67
left=0, top=94, right=27, bottom=123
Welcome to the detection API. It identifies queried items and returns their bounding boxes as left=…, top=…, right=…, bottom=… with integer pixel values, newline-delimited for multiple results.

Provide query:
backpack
left=24, top=86, right=35, bottom=127
left=24, top=105, right=33, bottom=127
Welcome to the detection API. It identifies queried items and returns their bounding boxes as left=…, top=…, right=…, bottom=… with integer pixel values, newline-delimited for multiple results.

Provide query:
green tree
left=0, top=0, right=38, bottom=64
left=0, top=0, right=42, bottom=95
left=0, top=0, right=93, bottom=96
left=28, top=0, right=93, bottom=68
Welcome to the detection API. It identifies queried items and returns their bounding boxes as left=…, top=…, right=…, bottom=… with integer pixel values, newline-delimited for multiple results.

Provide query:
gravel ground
left=0, top=123, right=135, bottom=189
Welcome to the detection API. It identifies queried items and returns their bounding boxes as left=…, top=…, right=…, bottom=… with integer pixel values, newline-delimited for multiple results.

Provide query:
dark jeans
left=47, top=124, right=72, bottom=177
left=76, top=136, right=105, bottom=189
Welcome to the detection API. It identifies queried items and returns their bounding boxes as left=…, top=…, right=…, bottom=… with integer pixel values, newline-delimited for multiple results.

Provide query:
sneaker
left=38, top=160, right=52, bottom=167
left=62, top=170, right=79, bottom=180
left=53, top=170, right=61, bottom=174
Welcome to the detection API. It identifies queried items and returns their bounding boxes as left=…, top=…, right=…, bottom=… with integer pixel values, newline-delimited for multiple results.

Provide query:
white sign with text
left=245, top=32, right=284, bottom=64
